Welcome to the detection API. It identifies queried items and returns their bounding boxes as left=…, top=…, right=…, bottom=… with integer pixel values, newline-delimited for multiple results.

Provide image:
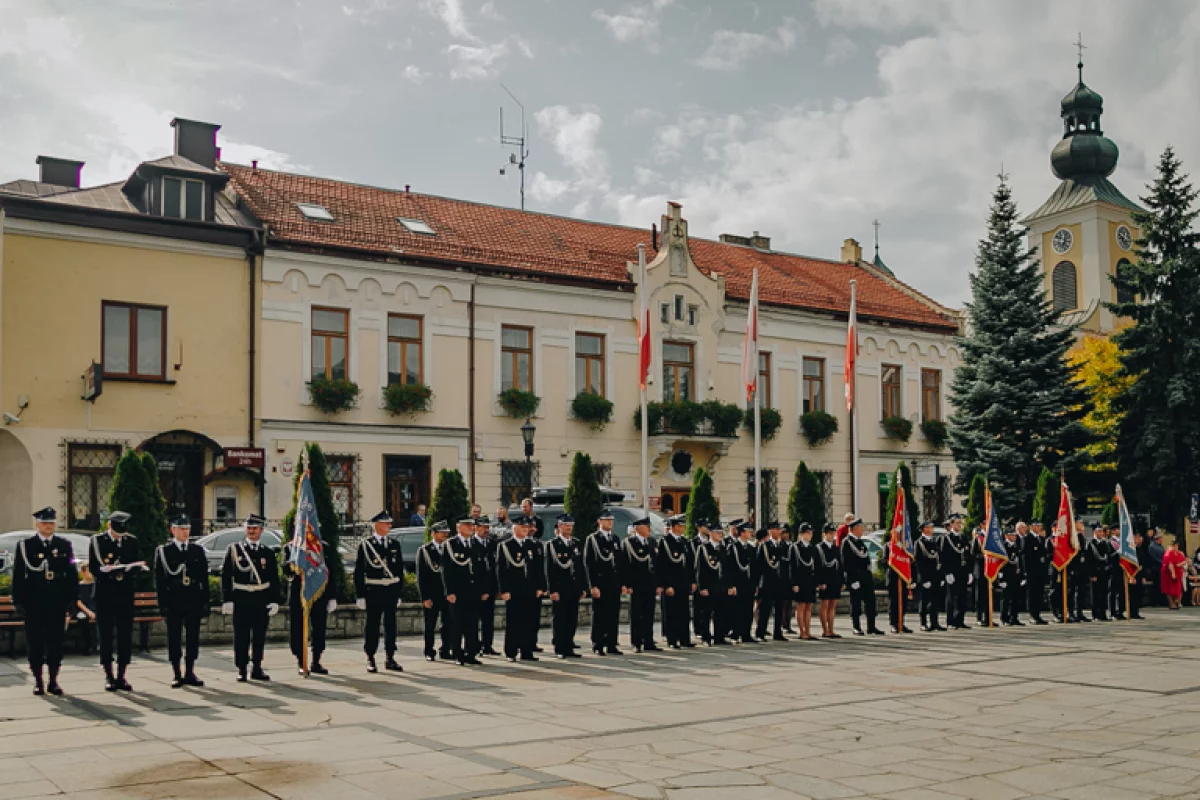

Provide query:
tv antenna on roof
left=499, top=83, right=529, bottom=210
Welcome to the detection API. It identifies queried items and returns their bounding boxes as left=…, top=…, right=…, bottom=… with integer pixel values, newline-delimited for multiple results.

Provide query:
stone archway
left=0, top=431, right=33, bottom=530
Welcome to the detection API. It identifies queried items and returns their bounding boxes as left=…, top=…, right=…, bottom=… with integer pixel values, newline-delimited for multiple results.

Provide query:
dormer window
left=163, top=176, right=205, bottom=220
left=297, top=202, right=335, bottom=222
left=397, top=217, right=435, bottom=235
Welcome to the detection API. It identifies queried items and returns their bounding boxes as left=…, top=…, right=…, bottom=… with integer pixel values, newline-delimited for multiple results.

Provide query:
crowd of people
left=6, top=503, right=1187, bottom=697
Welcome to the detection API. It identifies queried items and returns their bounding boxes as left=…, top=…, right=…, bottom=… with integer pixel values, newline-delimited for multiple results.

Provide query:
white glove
left=922, top=582, right=932, bottom=589
left=267, top=603, right=279, bottom=616
left=1020, top=580, right=1027, bottom=587
left=946, top=574, right=956, bottom=586
left=327, top=599, right=338, bottom=613
left=221, top=602, right=234, bottom=615
left=851, top=582, right=860, bottom=590
left=100, top=564, right=117, bottom=573
left=396, top=599, right=402, bottom=609
left=967, top=574, right=974, bottom=586
left=357, top=598, right=367, bottom=610
left=998, top=582, right=1007, bottom=589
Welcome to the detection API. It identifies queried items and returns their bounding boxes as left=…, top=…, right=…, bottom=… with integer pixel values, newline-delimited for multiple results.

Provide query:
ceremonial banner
left=289, top=470, right=329, bottom=605
left=982, top=484, right=1008, bottom=582
left=1052, top=479, right=1079, bottom=571
left=888, top=474, right=913, bottom=583
left=844, top=282, right=857, bottom=413
left=1116, top=483, right=1140, bottom=580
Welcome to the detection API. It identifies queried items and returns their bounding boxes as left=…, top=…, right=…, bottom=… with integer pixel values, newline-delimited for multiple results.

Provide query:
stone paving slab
left=2, top=609, right=1200, bottom=798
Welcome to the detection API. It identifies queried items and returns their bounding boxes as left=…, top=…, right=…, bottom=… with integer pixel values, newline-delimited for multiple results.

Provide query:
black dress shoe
left=310, top=662, right=329, bottom=675
left=1033, top=619, right=1049, bottom=626
left=507, top=656, right=517, bottom=663
left=890, top=626, right=900, bottom=634
left=425, top=654, right=437, bottom=662
left=105, top=677, right=118, bottom=692
left=250, top=667, right=271, bottom=681
left=1113, top=614, right=1126, bottom=621
left=367, top=656, right=378, bottom=674
left=933, top=625, right=948, bottom=632
left=773, top=635, right=788, bottom=642
left=47, top=682, right=63, bottom=696
left=237, top=669, right=248, bottom=682
left=712, top=639, right=731, bottom=646
left=461, top=656, right=482, bottom=666
left=183, top=673, right=205, bottom=687
left=852, top=629, right=865, bottom=636
left=1131, top=614, right=1145, bottom=620
left=532, top=645, right=544, bottom=653
left=868, top=628, right=885, bottom=636
left=681, top=642, right=696, bottom=648
left=519, top=654, right=539, bottom=661
left=592, top=646, right=605, bottom=656
left=482, top=647, right=500, bottom=656
left=920, top=625, right=932, bottom=632
left=606, top=647, right=624, bottom=655
left=438, top=650, right=453, bottom=660
left=901, top=626, right=914, bottom=634
left=634, top=645, right=643, bottom=653
left=172, top=676, right=185, bottom=688
left=385, top=658, right=403, bottom=672
left=670, top=643, right=681, bottom=650
left=643, top=644, right=662, bottom=652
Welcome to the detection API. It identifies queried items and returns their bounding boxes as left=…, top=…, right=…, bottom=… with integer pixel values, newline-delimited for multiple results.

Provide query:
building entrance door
left=660, top=488, right=690, bottom=516
left=385, top=456, right=431, bottom=526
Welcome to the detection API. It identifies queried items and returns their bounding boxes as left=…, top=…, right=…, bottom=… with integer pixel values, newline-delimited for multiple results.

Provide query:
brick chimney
left=841, top=238, right=863, bottom=263
left=36, top=156, right=83, bottom=188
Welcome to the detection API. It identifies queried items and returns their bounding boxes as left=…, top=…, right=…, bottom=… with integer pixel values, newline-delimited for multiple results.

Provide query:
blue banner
left=1116, top=484, right=1139, bottom=576
left=983, top=485, right=1008, bottom=581
left=289, top=470, right=329, bottom=605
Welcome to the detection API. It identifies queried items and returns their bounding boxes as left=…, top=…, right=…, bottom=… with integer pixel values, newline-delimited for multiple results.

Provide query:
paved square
left=3, top=610, right=1200, bottom=799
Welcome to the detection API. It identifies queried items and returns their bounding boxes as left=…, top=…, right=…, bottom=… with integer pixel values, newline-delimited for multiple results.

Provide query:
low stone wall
left=3, top=593, right=890, bottom=656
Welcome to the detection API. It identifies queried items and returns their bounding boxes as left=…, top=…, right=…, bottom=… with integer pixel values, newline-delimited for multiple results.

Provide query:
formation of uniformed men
left=11, top=503, right=1151, bottom=696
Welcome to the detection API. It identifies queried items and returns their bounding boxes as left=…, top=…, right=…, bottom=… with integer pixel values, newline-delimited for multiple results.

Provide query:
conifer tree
left=427, top=468, right=470, bottom=539
left=107, top=450, right=168, bottom=577
left=137, top=451, right=170, bottom=557
left=1099, top=501, right=1118, bottom=527
left=1031, top=467, right=1058, bottom=532
left=883, top=462, right=920, bottom=533
left=949, top=175, right=1094, bottom=516
left=685, top=467, right=720, bottom=538
left=1109, top=147, right=1200, bottom=531
left=564, top=452, right=604, bottom=539
left=965, top=473, right=987, bottom=532
left=785, top=462, right=826, bottom=533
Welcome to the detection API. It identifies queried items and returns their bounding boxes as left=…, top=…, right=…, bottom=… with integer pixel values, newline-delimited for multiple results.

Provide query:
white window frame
left=163, top=176, right=206, bottom=220
left=296, top=202, right=335, bottom=222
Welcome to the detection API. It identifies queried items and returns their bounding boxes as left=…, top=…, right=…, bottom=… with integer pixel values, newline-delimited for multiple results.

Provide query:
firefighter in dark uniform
left=940, top=514, right=969, bottom=629
left=788, top=523, right=818, bottom=641
left=442, top=517, right=483, bottom=665
left=354, top=510, right=405, bottom=672
left=473, top=515, right=500, bottom=656
left=883, top=532, right=911, bottom=634
left=657, top=515, right=695, bottom=648
left=1085, top=524, right=1113, bottom=621
left=972, top=527, right=989, bottom=624
left=221, top=514, right=281, bottom=682
left=816, top=522, right=843, bottom=639
left=999, top=529, right=1024, bottom=625
left=1068, top=518, right=1091, bottom=622
left=755, top=522, right=789, bottom=641
left=154, top=515, right=209, bottom=687
left=417, top=522, right=452, bottom=661
left=12, top=507, right=78, bottom=696
left=726, top=521, right=756, bottom=643
left=497, top=515, right=544, bottom=660
left=841, top=519, right=884, bottom=636
left=90, top=510, right=145, bottom=691
left=620, top=517, right=659, bottom=652
left=1023, top=521, right=1051, bottom=624
left=544, top=514, right=585, bottom=658
left=693, top=519, right=724, bottom=645
left=914, top=521, right=946, bottom=632
left=285, top=525, right=335, bottom=676
left=584, top=509, right=622, bottom=655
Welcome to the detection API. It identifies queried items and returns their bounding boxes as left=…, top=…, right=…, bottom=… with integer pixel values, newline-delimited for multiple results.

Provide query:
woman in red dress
left=1160, top=541, right=1188, bottom=610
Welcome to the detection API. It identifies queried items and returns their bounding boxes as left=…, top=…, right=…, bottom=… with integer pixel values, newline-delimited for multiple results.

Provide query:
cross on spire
left=872, top=218, right=881, bottom=256
left=1074, top=32, right=1086, bottom=81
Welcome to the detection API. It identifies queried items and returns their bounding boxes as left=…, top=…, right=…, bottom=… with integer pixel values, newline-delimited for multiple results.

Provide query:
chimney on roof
left=36, top=156, right=83, bottom=188
left=170, top=118, right=221, bottom=169
left=841, top=238, right=863, bottom=263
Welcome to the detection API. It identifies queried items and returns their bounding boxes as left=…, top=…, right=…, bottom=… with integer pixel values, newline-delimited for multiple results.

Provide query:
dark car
left=343, top=526, right=425, bottom=574
left=0, top=530, right=95, bottom=575
left=504, top=505, right=665, bottom=541
left=195, top=527, right=283, bottom=575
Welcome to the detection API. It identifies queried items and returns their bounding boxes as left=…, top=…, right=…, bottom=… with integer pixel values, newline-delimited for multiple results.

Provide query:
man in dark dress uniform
left=726, top=521, right=755, bottom=643
left=999, top=529, right=1024, bottom=625
left=940, top=514, right=970, bottom=629
left=657, top=515, right=695, bottom=648
left=620, top=517, right=659, bottom=652
left=90, top=510, right=145, bottom=691
left=1023, top=521, right=1050, bottom=625
left=442, top=517, right=483, bottom=665
left=1127, top=531, right=1146, bottom=620
left=417, top=522, right=452, bottom=661
left=544, top=514, right=585, bottom=658
left=883, top=532, right=911, bottom=634
left=154, top=515, right=209, bottom=687
left=497, top=515, right=544, bottom=661
left=1085, top=524, right=1112, bottom=622
left=755, top=522, right=789, bottom=641
left=12, top=507, right=78, bottom=696
left=841, top=519, right=883, bottom=636
left=1068, top=518, right=1091, bottom=622
left=284, top=522, right=336, bottom=677
left=694, top=520, right=728, bottom=646
left=584, top=509, right=622, bottom=655
left=816, top=522, right=843, bottom=639
left=473, top=516, right=500, bottom=656
left=914, top=521, right=946, bottom=632
left=221, top=514, right=281, bottom=682
left=1106, top=527, right=1127, bottom=620
left=972, top=527, right=989, bottom=624
left=354, top=511, right=405, bottom=672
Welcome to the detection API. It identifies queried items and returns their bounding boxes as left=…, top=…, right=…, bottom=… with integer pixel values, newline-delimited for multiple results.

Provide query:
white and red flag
left=741, top=268, right=760, bottom=404
left=844, top=281, right=858, bottom=412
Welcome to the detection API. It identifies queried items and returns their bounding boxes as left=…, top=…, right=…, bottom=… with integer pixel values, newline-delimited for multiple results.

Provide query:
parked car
left=504, top=505, right=666, bottom=541
left=0, top=530, right=96, bottom=575
left=343, top=526, right=425, bottom=574
left=195, top=527, right=283, bottom=576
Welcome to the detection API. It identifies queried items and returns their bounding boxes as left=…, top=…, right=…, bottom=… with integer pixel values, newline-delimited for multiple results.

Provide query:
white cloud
left=421, top=0, right=477, bottom=41
left=446, top=42, right=508, bottom=80
left=824, top=33, right=857, bottom=65
left=479, top=1, right=502, bottom=20
left=592, top=0, right=676, bottom=47
left=403, top=64, right=430, bottom=83
left=220, top=139, right=309, bottom=173
left=695, top=18, right=803, bottom=72
left=535, top=105, right=609, bottom=187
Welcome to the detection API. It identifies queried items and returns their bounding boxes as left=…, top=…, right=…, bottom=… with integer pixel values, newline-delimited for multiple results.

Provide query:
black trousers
left=735, top=587, right=755, bottom=641
left=1089, top=577, right=1109, bottom=619
left=96, top=601, right=134, bottom=667
left=693, top=590, right=714, bottom=641
left=945, top=574, right=967, bottom=625
left=887, top=582, right=906, bottom=628
left=918, top=581, right=941, bottom=626
left=661, top=588, right=691, bottom=645
left=1108, top=572, right=1125, bottom=616
left=504, top=595, right=540, bottom=657
left=848, top=576, right=877, bottom=631
left=365, top=600, right=397, bottom=657
left=289, top=598, right=327, bottom=660
left=24, top=604, right=68, bottom=673
left=479, top=597, right=496, bottom=649
left=1026, top=579, right=1046, bottom=620
left=629, top=588, right=656, bottom=647
left=423, top=598, right=450, bottom=656
left=974, top=572, right=989, bottom=619
left=1069, top=574, right=1089, bottom=618
left=448, top=598, right=480, bottom=659
left=233, top=602, right=269, bottom=669
left=1001, top=584, right=1021, bottom=623
left=1129, top=579, right=1143, bottom=617
left=590, top=586, right=621, bottom=649
left=755, top=589, right=786, bottom=638
left=167, top=606, right=204, bottom=666
left=551, top=595, right=579, bottom=654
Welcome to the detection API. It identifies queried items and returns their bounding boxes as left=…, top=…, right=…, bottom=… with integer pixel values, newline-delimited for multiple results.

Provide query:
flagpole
left=848, top=280, right=859, bottom=517
left=638, top=244, right=649, bottom=517
left=754, top=395, right=762, bottom=528
left=301, top=600, right=310, bottom=678
left=988, top=577, right=995, bottom=628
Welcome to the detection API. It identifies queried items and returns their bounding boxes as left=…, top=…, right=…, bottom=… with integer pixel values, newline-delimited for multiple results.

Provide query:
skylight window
left=397, top=217, right=435, bottom=235
left=296, top=202, right=334, bottom=222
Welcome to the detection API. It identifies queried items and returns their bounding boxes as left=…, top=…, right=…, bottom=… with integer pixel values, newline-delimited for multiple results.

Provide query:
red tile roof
left=221, top=163, right=958, bottom=332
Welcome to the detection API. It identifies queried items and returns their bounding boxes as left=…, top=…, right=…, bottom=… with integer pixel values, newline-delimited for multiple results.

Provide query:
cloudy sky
left=1, top=0, right=1198, bottom=305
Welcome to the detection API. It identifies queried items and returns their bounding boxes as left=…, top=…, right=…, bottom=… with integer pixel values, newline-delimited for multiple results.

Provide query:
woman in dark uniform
left=789, top=523, right=817, bottom=640
left=816, top=522, right=842, bottom=639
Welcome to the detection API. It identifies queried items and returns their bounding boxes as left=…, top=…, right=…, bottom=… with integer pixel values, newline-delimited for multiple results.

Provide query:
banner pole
left=301, top=601, right=310, bottom=678
left=987, top=577, right=995, bottom=628
left=897, top=578, right=904, bottom=632
left=1124, top=576, right=1130, bottom=622
left=1062, top=569, right=1069, bottom=622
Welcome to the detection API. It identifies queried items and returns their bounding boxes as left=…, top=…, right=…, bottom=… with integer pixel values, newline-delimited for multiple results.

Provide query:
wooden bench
left=134, top=592, right=164, bottom=653
left=0, top=596, right=21, bottom=657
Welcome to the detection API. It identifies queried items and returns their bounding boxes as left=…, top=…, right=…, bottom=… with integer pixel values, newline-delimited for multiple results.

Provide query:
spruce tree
left=303, top=444, right=346, bottom=598
left=107, top=450, right=167, bottom=576
left=1109, top=147, right=1200, bottom=531
left=564, top=452, right=604, bottom=539
left=137, top=451, right=170, bottom=557
left=1099, top=501, right=1118, bottom=527
left=685, top=467, right=720, bottom=538
left=883, top=462, right=920, bottom=533
left=786, top=462, right=826, bottom=533
left=427, top=468, right=470, bottom=539
left=949, top=175, right=1094, bottom=517
left=965, top=473, right=987, bottom=532
left=1031, top=467, right=1058, bottom=531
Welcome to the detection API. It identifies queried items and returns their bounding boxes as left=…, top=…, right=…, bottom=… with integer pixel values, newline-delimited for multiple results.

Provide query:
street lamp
left=521, top=417, right=536, bottom=498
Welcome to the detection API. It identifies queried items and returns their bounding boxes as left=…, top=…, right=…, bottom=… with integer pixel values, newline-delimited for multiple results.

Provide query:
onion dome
left=1051, top=59, right=1119, bottom=180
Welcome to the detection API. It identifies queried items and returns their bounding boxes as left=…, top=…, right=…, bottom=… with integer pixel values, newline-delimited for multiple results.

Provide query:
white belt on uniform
left=232, top=582, right=270, bottom=592
left=365, top=577, right=400, bottom=586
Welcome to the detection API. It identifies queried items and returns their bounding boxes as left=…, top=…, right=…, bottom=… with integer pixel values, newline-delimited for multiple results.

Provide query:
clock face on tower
left=1116, top=225, right=1133, bottom=251
left=1052, top=228, right=1074, bottom=254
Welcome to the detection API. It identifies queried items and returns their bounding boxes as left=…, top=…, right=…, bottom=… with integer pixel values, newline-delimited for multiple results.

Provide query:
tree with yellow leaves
left=1068, top=334, right=1133, bottom=472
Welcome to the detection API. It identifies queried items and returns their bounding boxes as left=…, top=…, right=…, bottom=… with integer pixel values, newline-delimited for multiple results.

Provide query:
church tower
left=1024, top=52, right=1142, bottom=334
